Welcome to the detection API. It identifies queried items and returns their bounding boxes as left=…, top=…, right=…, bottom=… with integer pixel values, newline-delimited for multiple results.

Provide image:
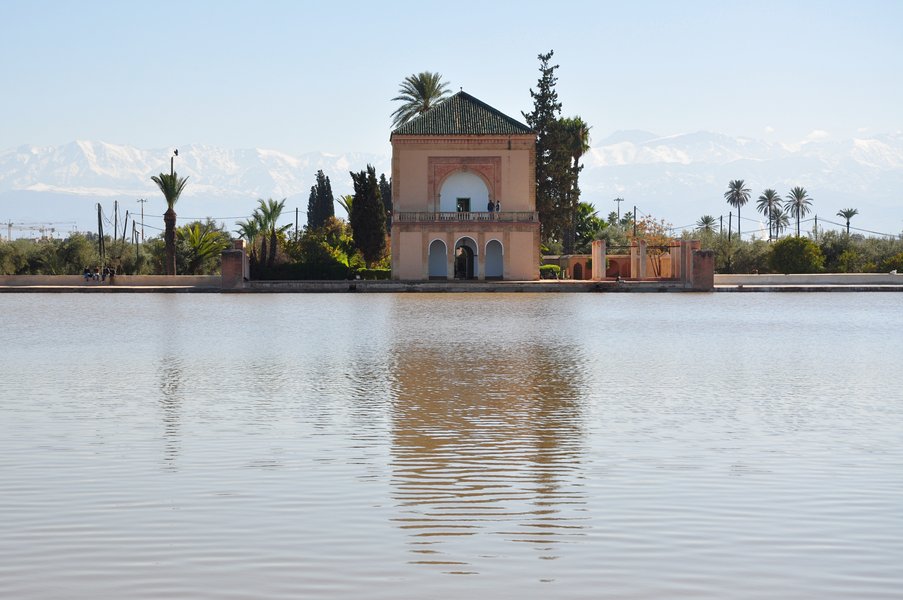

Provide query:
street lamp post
left=170, top=148, right=178, bottom=177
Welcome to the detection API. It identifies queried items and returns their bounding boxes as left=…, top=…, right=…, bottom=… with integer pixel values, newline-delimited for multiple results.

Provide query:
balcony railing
left=394, top=211, right=539, bottom=223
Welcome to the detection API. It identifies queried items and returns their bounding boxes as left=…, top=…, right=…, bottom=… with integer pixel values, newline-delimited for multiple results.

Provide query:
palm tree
left=723, top=180, right=751, bottom=241
left=337, top=194, right=354, bottom=217
left=255, top=198, right=290, bottom=269
left=771, top=206, right=790, bottom=237
left=696, top=215, right=717, bottom=233
left=786, top=186, right=813, bottom=236
left=151, top=171, right=189, bottom=275
left=756, top=189, right=782, bottom=241
left=181, top=222, right=229, bottom=275
left=391, top=71, right=451, bottom=128
left=836, top=207, right=859, bottom=236
left=235, top=217, right=261, bottom=267
left=560, top=116, right=592, bottom=253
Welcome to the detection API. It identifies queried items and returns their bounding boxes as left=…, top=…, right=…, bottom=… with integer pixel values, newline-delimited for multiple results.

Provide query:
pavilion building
left=389, top=91, right=540, bottom=280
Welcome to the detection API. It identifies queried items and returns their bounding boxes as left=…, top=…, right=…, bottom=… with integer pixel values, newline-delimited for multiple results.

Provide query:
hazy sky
left=2, top=0, right=901, bottom=155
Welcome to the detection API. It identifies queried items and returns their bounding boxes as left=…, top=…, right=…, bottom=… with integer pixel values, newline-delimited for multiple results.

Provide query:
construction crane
left=4, top=221, right=78, bottom=241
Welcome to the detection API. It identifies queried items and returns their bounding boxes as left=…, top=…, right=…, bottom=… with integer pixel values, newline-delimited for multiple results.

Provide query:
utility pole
left=720, top=215, right=723, bottom=236
left=122, top=210, right=129, bottom=242
left=728, top=212, right=732, bottom=242
left=137, top=198, right=147, bottom=241
left=633, top=205, right=637, bottom=238
left=814, top=215, right=818, bottom=241
left=295, top=206, right=299, bottom=240
left=97, top=203, right=105, bottom=266
left=114, top=200, right=119, bottom=242
left=614, top=197, right=624, bottom=223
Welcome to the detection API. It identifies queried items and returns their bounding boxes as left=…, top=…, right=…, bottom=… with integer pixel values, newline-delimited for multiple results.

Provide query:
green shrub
left=540, top=264, right=561, bottom=279
left=355, top=268, right=391, bottom=280
left=731, top=238, right=772, bottom=274
left=837, top=249, right=867, bottom=273
left=879, top=252, right=903, bottom=273
left=769, top=236, right=825, bottom=273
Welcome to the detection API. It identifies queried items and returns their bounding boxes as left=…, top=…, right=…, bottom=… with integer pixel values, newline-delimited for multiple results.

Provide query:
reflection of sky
left=2, top=294, right=902, bottom=597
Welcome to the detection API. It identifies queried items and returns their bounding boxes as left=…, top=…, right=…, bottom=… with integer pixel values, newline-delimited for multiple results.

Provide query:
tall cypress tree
left=307, top=169, right=335, bottom=230
left=349, top=165, right=387, bottom=266
left=521, top=50, right=561, bottom=242
left=378, top=173, right=392, bottom=231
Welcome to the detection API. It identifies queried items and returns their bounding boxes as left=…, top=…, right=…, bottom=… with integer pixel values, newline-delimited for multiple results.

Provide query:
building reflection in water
left=388, top=338, right=588, bottom=574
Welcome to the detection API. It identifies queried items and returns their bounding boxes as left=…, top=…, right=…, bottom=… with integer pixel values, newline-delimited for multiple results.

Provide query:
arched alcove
left=485, top=239, right=503, bottom=279
left=439, top=171, right=490, bottom=213
left=428, top=239, right=447, bottom=279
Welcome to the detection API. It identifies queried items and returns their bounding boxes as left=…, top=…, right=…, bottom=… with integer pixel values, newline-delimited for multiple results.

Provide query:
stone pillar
left=221, top=239, right=248, bottom=289
left=670, top=243, right=682, bottom=281
left=391, top=226, right=400, bottom=280
left=691, top=249, right=715, bottom=291
left=637, top=240, right=647, bottom=279
left=447, top=242, right=455, bottom=281
left=591, top=239, right=606, bottom=280
left=629, top=243, right=637, bottom=279
left=477, top=233, right=485, bottom=281
left=685, top=240, right=700, bottom=286
left=421, top=231, right=431, bottom=280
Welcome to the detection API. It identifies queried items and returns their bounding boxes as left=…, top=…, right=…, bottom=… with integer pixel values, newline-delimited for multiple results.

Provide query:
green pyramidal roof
left=391, top=91, right=534, bottom=136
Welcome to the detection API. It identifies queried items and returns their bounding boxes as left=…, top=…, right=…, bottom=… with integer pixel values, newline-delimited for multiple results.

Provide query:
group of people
left=486, top=200, right=502, bottom=214
left=83, top=266, right=115, bottom=283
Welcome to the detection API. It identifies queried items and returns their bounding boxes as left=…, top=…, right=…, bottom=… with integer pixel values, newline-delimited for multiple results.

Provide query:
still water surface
left=1, top=293, right=901, bottom=599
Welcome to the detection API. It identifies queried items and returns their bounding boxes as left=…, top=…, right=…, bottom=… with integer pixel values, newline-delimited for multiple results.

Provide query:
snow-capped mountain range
left=2, top=131, right=901, bottom=237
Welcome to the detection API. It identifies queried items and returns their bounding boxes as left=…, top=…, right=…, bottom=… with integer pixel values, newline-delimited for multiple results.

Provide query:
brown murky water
left=1, top=293, right=901, bottom=598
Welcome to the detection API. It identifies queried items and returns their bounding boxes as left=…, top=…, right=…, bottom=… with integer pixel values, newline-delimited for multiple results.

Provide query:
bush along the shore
left=682, top=228, right=903, bottom=274
left=0, top=220, right=229, bottom=276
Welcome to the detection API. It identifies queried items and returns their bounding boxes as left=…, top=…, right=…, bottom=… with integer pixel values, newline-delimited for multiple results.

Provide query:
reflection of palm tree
left=786, top=186, right=813, bottom=236
left=391, top=72, right=451, bottom=128
left=836, top=207, right=858, bottom=236
left=756, top=189, right=782, bottom=241
left=151, top=172, right=189, bottom=275
left=723, top=180, right=750, bottom=241
left=158, top=356, right=184, bottom=468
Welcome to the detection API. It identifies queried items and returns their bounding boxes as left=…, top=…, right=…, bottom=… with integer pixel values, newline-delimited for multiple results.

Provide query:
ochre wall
left=391, top=136, right=535, bottom=212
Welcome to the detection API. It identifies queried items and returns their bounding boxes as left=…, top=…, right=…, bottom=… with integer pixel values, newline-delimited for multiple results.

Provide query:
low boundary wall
left=0, top=275, right=220, bottom=287
left=716, top=273, right=903, bottom=286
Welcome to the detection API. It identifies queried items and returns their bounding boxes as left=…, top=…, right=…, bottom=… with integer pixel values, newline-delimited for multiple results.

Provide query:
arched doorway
left=428, top=239, right=447, bottom=279
left=573, top=262, right=583, bottom=280
left=485, top=239, right=503, bottom=279
left=439, top=172, right=491, bottom=213
left=454, top=237, right=478, bottom=279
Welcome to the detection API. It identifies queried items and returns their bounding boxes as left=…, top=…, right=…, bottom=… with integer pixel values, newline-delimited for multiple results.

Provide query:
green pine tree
left=522, top=50, right=573, bottom=247
left=379, top=173, right=392, bottom=231
left=307, top=170, right=335, bottom=230
left=349, top=165, right=387, bottom=267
